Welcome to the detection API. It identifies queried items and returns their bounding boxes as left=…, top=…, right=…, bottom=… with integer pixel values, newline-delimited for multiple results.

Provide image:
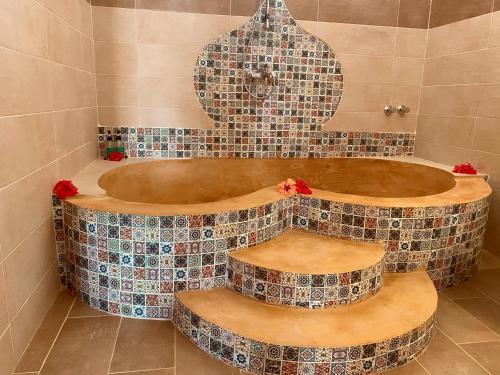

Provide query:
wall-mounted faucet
left=384, top=105, right=410, bottom=115
left=384, top=105, right=396, bottom=115
left=397, top=105, right=410, bottom=115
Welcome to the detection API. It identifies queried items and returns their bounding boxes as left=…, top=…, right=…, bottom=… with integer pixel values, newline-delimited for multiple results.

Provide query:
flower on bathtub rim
left=295, top=179, right=312, bottom=195
left=108, top=151, right=124, bottom=162
left=452, top=162, right=477, bottom=175
left=278, top=178, right=297, bottom=196
left=53, top=180, right=78, bottom=200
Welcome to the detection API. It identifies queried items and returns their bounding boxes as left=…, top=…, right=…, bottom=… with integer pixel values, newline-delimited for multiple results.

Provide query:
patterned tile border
left=98, top=127, right=416, bottom=159
left=193, top=0, right=343, bottom=131
left=53, top=188, right=488, bottom=319
left=227, top=254, right=384, bottom=309
left=173, top=298, right=435, bottom=374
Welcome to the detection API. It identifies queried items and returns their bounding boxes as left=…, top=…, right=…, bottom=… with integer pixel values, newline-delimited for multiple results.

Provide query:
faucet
left=244, top=64, right=277, bottom=87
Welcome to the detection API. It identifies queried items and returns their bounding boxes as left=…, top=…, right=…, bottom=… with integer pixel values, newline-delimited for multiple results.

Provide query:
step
left=227, top=229, right=385, bottom=308
left=174, top=271, right=437, bottom=374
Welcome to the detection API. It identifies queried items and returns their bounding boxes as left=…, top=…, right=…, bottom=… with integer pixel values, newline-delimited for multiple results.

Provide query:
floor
left=11, top=251, right=500, bottom=375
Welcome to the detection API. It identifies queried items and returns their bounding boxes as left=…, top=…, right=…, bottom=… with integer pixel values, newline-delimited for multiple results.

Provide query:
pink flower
left=278, top=178, right=297, bottom=196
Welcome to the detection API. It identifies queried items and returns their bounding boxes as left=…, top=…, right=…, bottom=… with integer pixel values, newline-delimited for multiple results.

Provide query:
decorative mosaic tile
left=98, top=126, right=416, bottom=159
left=193, top=0, right=343, bottom=132
left=227, top=253, right=384, bottom=309
left=174, top=297, right=435, bottom=375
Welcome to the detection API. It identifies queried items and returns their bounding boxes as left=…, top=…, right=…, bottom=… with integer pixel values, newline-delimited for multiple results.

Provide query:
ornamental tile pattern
left=227, top=254, right=384, bottom=309
left=53, top=192, right=489, bottom=319
left=193, top=0, right=343, bottom=131
left=98, top=126, right=415, bottom=159
left=173, top=298, right=435, bottom=375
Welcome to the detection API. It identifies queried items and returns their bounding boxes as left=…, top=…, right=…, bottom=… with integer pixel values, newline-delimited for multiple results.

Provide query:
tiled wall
left=415, top=10, right=500, bottom=255
left=0, top=0, right=97, bottom=373
left=92, top=5, right=425, bottom=134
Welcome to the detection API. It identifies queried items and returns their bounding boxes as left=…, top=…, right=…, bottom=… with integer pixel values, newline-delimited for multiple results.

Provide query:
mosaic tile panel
left=293, top=196, right=490, bottom=290
left=174, top=297, right=435, bottom=375
left=55, top=188, right=489, bottom=318
left=59, top=199, right=293, bottom=319
left=98, top=126, right=416, bottom=159
left=227, top=254, right=384, bottom=309
left=193, top=0, right=343, bottom=131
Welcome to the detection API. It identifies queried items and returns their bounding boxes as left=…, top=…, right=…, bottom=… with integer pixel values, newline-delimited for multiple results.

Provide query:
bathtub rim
left=65, top=158, right=492, bottom=216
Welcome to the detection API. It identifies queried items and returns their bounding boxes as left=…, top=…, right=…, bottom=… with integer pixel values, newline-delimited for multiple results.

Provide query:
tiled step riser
left=174, top=298, right=435, bottom=375
left=227, top=257, right=384, bottom=308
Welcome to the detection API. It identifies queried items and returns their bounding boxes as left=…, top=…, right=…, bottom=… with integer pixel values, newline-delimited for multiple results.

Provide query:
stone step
left=174, top=271, right=437, bottom=374
left=228, top=229, right=385, bottom=308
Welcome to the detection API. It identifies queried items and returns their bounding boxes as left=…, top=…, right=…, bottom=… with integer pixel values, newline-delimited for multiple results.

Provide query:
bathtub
left=54, top=158, right=491, bottom=319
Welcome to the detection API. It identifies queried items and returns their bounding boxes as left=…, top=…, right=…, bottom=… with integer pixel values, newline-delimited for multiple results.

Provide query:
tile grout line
left=109, top=366, right=175, bottom=374
left=35, top=296, right=77, bottom=374
left=106, top=317, right=123, bottom=375
left=415, top=357, right=431, bottom=375
left=437, top=327, right=493, bottom=374
left=458, top=339, right=500, bottom=345
left=439, top=293, right=500, bottom=339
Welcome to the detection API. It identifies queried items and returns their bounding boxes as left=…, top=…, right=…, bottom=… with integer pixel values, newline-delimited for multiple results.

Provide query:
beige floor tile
left=15, top=291, right=74, bottom=373
left=381, top=360, right=428, bottom=374
left=478, top=251, right=500, bottom=270
left=469, top=269, right=500, bottom=303
left=69, top=299, right=110, bottom=318
left=175, top=331, right=235, bottom=375
left=454, top=298, right=500, bottom=335
left=461, top=341, right=500, bottom=374
left=436, top=296, right=498, bottom=343
left=39, top=316, right=120, bottom=375
left=109, top=319, right=174, bottom=373
left=418, top=329, right=489, bottom=374
left=442, top=281, right=484, bottom=300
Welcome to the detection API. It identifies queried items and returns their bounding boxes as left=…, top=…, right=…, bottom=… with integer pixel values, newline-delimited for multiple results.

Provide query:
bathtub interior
left=97, top=158, right=457, bottom=205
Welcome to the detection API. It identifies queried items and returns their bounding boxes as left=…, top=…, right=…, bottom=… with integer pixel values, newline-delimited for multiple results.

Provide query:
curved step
left=228, top=229, right=385, bottom=308
left=174, top=271, right=437, bottom=374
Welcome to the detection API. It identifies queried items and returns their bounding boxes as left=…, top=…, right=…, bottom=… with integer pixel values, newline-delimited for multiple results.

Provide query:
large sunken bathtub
left=54, top=158, right=491, bottom=320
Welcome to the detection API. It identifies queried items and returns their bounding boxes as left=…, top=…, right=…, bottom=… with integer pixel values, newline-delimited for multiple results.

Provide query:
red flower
left=295, top=179, right=312, bottom=195
left=53, top=180, right=78, bottom=200
left=108, top=151, right=124, bottom=162
left=453, top=163, right=477, bottom=175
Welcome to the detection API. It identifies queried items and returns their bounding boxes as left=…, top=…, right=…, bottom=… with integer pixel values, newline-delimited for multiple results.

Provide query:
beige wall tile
left=417, top=115, right=475, bottom=148
left=392, top=57, right=424, bottom=86
left=324, top=112, right=418, bottom=132
left=47, top=12, right=83, bottom=68
left=489, top=11, right=500, bottom=47
left=0, top=0, right=48, bottom=58
left=298, top=22, right=397, bottom=56
left=53, top=108, right=97, bottom=157
left=419, top=85, right=481, bottom=116
left=424, top=50, right=487, bottom=86
left=337, top=83, right=392, bottom=113
left=95, top=42, right=138, bottom=75
left=44, top=0, right=87, bottom=33
left=477, top=83, right=500, bottom=117
left=426, top=14, right=491, bottom=57
left=3, top=219, right=56, bottom=321
left=138, top=43, right=201, bottom=77
left=51, top=64, right=96, bottom=110
left=338, top=54, right=393, bottom=84
left=482, top=47, right=500, bottom=83
left=10, top=263, right=60, bottom=362
left=414, top=139, right=472, bottom=165
left=394, top=28, right=428, bottom=58
left=97, top=75, right=138, bottom=107
left=473, top=117, right=500, bottom=153
left=92, top=6, right=137, bottom=42
left=0, top=268, right=8, bottom=334
left=470, top=150, right=500, bottom=188
left=0, top=163, right=58, bottom=259
left=139, top=77, right=197, bottom=108
left=0, top=328, right=14, bottom=375
left=137, top=10, right=231, bottom=45
left=390, top=85, right=421, bottom=113
left=0, top=113, right=56, bottom=189
left=80, top=35, right=96, bottom=73
left=138, top=106, right=213, bottom=128
left=98, top=106, right=139, bottom=126
left=0, top=48, right=52, bottom=117
left=57, top=141, right=99, bottom=179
